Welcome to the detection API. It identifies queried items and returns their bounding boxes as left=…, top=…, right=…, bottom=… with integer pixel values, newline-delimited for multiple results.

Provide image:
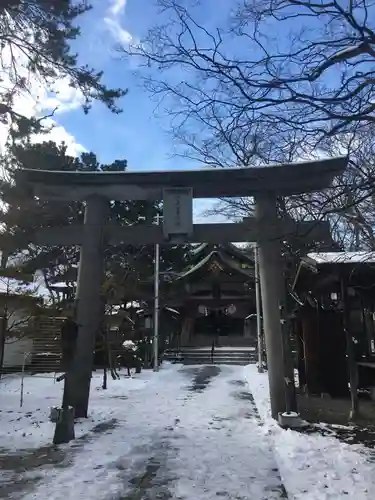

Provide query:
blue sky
left=51, top=0, right=341, bottom=174
left=48, top=0, right=329, bottom=222
left=30, top=0, right=365, bottom=227
left=56, top=0, right=191, bottom=171
left=51, top=0, right=233, bottom=221
left=54, top=0, right=238, bottom=171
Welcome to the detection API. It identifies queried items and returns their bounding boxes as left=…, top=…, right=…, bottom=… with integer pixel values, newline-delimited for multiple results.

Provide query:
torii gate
left=17, top=156, right=347, bottom=422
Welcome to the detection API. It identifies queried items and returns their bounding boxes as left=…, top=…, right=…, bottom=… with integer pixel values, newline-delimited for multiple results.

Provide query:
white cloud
left=0, top=97, right=86, bottom=159
left=29, top=119, right=86, bottom=157
left=105, top=16, right=133, bottom=45
left=0, top=116, right=86, bottom=159
left=108, top=0, right=127, bottom=16
left=0, top=45, right=85, bottom=157
left=104, top=0, right=133, bottom=45
left=35, top=78, right=85, bottom=116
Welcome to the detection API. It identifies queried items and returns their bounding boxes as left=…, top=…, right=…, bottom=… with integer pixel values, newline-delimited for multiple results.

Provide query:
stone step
left=164, top=347, right=257, bottom=366
left=164, top=349, right=257, bottom=354
left=184, top=360, right=255, bottom=365
left=180, top=347, right=257, bottom=350
left=182, top=357, right=256, bottom=363
left=183, top=356, right=255, bottom=363
left=165, top=354, right=256, bottom=366
left=164, top=354, right=256, bottom=361
left=180, top=351, right=254, bottom=357
left=183, top=360, right=254, bottom=366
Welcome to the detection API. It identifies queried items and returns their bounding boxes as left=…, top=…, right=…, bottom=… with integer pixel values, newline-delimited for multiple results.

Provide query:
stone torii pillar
left=255, top=193, right=290, bottom=418
left=67, top=195, right=109, bottom=418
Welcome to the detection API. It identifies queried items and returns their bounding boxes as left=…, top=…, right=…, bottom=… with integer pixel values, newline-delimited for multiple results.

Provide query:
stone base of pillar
left=53, top=406, right=75, bottom=444
left=278, top=411, right=305, bottom=429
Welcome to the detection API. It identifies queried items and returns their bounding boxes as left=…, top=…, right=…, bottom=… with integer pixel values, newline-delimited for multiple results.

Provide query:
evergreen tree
left=0, top=1, right=126, bottom=140
left=0, top=141, right=188, bottom=305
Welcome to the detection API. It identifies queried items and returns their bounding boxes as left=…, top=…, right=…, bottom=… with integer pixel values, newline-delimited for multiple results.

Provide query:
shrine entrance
left=195, top=312, right=245, bottom=337
left=174, top=243, right=257, bottom=347
left=17, top=156, right=347, bottom=421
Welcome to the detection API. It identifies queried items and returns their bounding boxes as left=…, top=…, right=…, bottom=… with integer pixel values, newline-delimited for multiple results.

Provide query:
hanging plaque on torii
left=163, top=187, right=193, bottom=241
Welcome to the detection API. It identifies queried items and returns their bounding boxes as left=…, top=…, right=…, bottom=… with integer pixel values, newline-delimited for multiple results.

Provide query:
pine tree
left=0, top=1, right=126, bottom=140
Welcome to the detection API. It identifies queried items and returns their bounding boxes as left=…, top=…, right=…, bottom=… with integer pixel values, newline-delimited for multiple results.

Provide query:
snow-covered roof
left=306, top=252, right=375, bottom=265
left=293, top=251, right=375, bottom=291
left=0, top=276, right=41, bottom=298
left=49, top=282, right=71, bottom=289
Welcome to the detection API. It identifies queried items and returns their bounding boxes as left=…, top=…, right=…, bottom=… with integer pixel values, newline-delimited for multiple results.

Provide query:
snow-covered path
left=1, top=365, right=286, bottom=500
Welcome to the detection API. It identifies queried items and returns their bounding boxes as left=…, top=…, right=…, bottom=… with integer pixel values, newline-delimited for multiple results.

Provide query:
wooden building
left=167, top=243, right=257, bottom=347
left=292, top=252, right=375, bottom=399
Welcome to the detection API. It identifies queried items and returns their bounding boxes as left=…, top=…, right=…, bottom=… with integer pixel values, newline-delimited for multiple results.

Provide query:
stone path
left=1, top=365, right=287, bottom=499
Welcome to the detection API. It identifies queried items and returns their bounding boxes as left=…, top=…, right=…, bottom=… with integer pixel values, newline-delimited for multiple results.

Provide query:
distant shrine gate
left=17, top=157, right=347, bottom=418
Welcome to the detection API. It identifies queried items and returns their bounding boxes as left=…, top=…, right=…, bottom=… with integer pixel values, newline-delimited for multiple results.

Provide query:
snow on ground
left=3, top=364, right=375, bottom=500
left=1, top=364, right=286, bottom=500
left=244, top=364, right=375, bottom=500
left=0, top=370, right=151, bottom=450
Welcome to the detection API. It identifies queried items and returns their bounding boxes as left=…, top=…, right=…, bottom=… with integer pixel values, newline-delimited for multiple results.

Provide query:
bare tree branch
left=120, top=0, right=375, bottom=249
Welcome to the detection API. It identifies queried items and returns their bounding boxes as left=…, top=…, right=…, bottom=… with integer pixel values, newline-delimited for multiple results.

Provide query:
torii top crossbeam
left=16, top=156, right=347, bottom=200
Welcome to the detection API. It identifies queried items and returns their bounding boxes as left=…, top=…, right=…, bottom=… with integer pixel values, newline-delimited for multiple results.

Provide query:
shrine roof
left=178, top=250, right=254, bottom=281
left=292, top=251, right=375, bottom=293
left=17, top=156, right=347, bottom=200
left=190, top=243, right=253, bottom=263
